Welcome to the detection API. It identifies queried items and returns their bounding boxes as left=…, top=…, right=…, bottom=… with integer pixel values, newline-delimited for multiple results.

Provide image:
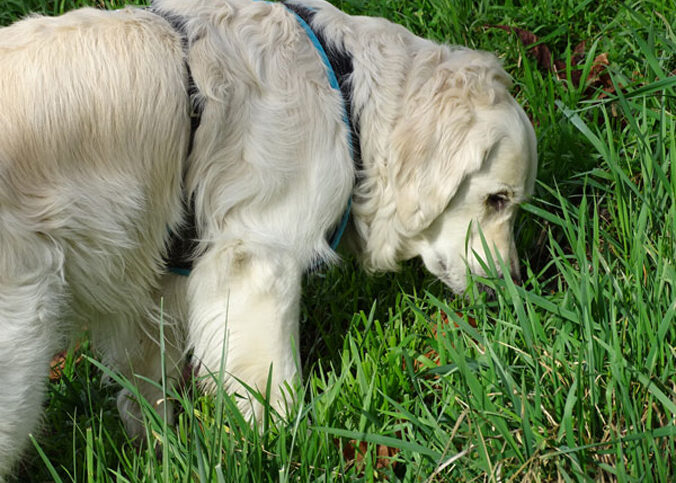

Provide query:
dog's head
left=354, top=47, right=537, bottom=294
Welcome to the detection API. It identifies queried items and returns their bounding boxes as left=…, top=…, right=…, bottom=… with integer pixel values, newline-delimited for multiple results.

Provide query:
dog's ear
left=390, top=49, right=510, bottom=235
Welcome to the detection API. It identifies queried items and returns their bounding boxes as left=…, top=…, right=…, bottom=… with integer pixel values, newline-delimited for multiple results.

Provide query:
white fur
left=0, top=0, right=536, bottom=477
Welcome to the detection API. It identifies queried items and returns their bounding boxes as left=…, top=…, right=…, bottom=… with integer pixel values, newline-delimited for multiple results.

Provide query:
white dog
left=0, top=0, right=536, bottom=476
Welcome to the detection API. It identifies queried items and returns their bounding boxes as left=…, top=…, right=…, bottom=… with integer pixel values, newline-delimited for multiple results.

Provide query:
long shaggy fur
left=0, top=0, right=537, bottom=477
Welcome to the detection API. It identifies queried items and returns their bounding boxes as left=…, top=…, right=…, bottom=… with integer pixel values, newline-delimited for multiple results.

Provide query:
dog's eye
left=486, top=192, right=509, bottom=211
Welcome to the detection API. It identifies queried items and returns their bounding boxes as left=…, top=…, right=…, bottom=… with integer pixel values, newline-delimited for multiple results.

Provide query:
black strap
left=148, top=7, right=202, bottom=158
left=148, top=6, right=201, bottom=273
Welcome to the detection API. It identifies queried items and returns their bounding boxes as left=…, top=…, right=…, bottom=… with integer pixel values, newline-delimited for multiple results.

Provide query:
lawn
left=2, top=0, right=675, bottom=481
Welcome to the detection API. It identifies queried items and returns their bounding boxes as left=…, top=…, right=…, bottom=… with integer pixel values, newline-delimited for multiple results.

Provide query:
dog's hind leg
left=187, top=243, right=302, bottom=423
left=114, top=327, right=185, bottom=442
left=89, top=301, right=186, bottom=443
left=0, top=237, right=66, bottom=480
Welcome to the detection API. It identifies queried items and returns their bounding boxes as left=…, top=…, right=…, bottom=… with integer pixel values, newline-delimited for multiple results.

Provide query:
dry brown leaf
left=439, top=311, right=477, bottom=330
left=487, top=25, right=614, bottom=98
left=403, top=311, right=479, bottom=375
left=487, top=25, right=553, bottom=72
left=337, top=438, right=399, bottom=474
left=49, top=348, right=82, bottom=381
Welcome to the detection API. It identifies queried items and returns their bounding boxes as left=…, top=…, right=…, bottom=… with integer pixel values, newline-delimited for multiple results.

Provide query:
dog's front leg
left=187, top=241, right=302, bottom=422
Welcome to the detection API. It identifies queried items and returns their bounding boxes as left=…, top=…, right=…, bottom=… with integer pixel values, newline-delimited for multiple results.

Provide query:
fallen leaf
left=337, top=438, right=399, bottom=473
left=375, top=442, right=399, bottom=469
left=404, top=311, right=479, bottom=375
left=49, top=348, right=82, bottom=381
left=439, top=311, right=477, bottom=330
left=487, top=25, right=553, bottom=72
left=486, top=25, right=614, bottom=98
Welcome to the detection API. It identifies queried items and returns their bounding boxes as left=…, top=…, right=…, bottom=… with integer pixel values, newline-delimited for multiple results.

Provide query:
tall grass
left=2, top=0, right=674, bottom=481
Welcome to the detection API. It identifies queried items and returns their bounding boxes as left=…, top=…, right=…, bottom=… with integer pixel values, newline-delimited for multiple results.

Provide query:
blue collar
left=282, top=2, right=359, bottom=250
left=164, top=1, right=360, bottom=276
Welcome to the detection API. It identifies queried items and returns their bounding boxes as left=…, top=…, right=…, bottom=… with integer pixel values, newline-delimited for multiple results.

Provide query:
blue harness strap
left=281, top=2, right=356, bottom=251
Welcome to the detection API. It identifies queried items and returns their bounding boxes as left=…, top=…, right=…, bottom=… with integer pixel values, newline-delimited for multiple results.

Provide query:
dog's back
left=0, top=8, right=190, bottom=477
left=0, top=7, right=189, bottom=313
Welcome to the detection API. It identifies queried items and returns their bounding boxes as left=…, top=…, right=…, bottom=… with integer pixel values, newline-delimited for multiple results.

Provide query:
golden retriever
left=0, top=0, right=536, bottom=476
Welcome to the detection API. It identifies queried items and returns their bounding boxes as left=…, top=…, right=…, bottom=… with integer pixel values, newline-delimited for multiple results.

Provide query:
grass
left=3, top=0, right=675, bottom=481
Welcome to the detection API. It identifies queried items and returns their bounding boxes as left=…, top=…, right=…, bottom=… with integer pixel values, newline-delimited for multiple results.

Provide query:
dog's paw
left=116, top=387, right=175, bottom=443
left=117, top=388, right=148, bottom=442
